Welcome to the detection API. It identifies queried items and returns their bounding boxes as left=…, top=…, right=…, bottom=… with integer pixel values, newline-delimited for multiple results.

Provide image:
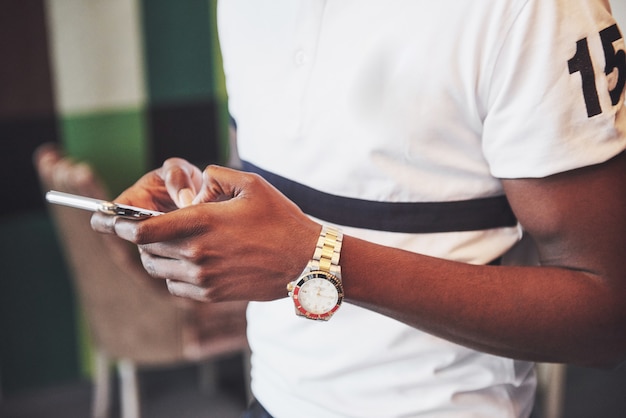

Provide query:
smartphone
left=46, top=190, right=163, bottom=219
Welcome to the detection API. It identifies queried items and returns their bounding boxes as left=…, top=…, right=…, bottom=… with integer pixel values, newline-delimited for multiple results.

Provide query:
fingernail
left=178, top=188, right=195, bottom=207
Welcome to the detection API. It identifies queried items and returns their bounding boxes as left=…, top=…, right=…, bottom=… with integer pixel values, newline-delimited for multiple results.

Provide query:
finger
left=91, top=212, right=119, bottom=234
left=166, top=279, right=213, bottom=302
left=161, top=158, right=203, bottom=208
left=138, top=249, right=190, bottom=280
left=109, top=207, right=212, bottom=244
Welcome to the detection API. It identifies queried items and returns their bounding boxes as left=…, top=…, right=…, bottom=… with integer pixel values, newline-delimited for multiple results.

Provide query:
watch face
left=293, top=271, right=343, bottom=320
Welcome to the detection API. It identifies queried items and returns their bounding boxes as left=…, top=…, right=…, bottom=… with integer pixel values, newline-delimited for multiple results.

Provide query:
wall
left=0, top=0, right=226, bottom=396
left=613, top=1, right=626, bottom=29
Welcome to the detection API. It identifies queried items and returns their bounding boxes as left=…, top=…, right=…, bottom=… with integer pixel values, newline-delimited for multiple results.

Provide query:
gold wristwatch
left=287, top=225, right=344, bottom=321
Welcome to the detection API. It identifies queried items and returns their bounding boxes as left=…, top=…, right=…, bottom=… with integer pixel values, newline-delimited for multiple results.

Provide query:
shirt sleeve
left=483, top=0, right=626, bottom=179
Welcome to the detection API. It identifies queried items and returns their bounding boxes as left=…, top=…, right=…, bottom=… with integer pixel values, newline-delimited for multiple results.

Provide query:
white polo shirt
left=217, top=0, right=626, bottom=416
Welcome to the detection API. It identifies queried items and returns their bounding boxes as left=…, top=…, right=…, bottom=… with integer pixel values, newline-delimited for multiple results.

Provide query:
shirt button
left=294, top=50, right=308, bottom=66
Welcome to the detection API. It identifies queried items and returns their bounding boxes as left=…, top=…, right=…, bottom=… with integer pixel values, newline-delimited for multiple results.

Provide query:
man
left=92, top=0, right=626, bottom=416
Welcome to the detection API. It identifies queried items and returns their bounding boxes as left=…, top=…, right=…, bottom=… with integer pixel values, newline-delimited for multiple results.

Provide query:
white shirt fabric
left=217, top=1, right=626, bottom=417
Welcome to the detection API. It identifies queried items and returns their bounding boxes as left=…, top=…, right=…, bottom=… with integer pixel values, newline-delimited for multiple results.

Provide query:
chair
left=535, top=363, right=566, bottom=418
left=33, top=143, right=250, bottom=418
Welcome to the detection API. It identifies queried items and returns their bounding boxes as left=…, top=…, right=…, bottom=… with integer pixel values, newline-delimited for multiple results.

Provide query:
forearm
left=340, top=235, right=626, bottom=368
left=91, top=157, right=626, bottom=369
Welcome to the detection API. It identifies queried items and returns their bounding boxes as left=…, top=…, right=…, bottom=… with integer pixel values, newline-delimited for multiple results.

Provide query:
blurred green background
left=0, top=0, right=228, bottom=396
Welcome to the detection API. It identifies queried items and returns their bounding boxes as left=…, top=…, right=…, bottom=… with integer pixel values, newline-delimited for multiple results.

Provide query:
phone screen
left=46, top=190, right=163, bottom=219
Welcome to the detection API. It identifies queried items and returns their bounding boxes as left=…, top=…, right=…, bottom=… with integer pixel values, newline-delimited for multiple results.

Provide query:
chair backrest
left=33, top=143, right=248, bottom=365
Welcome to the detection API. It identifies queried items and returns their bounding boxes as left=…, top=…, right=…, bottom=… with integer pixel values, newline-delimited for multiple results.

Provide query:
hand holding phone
left=46, top=190, right=163, bottom=220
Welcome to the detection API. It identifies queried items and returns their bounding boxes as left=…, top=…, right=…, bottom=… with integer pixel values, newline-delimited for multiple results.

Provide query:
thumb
left=160, top=158, right=202, bottom=207
left=192, top=165, right=247, bottom=204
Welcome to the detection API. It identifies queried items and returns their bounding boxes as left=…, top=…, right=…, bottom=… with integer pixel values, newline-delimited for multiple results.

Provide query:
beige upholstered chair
left=33, top=143, right=250, bottom=418
left=536, top=362, right=567, bottom=418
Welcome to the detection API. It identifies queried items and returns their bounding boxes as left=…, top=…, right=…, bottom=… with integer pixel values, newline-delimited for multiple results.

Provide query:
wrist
left=287, top=225, right=344, bottom=321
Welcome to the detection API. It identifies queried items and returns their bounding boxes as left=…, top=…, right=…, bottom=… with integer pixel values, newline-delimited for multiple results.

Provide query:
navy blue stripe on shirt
left=242, top=161, right=517, bottom=233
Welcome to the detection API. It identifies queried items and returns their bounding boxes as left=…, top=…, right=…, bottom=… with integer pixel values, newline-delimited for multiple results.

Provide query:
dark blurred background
left=0, top=0, right=228, bottom=397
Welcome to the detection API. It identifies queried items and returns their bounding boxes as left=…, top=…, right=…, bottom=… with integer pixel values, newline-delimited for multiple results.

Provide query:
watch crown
left=286, top=282, right=295, bottom=294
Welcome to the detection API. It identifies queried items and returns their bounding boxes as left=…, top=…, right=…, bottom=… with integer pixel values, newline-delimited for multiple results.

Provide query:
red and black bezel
left=292, top=270, right=344, bottom=321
